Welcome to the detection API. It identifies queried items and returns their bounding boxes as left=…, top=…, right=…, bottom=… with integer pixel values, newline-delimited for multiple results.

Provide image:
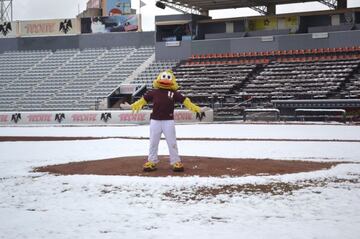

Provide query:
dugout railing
left=294, top=109, right=346, bottom=122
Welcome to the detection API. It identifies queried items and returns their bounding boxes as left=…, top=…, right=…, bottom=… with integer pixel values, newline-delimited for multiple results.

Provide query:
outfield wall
left=0, top=110, right=213, bottom=126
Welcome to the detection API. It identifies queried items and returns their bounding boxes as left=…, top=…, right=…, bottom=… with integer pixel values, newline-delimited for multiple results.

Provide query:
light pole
left=0, top=0, right=13, bottom=22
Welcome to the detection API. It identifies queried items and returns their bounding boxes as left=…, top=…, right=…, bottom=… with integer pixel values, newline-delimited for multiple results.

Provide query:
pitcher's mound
left=33, top=156, right=339, bottom=177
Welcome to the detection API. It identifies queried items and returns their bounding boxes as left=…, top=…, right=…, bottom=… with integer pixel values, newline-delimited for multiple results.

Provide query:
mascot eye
left=162, top=74, right=166, bottom=79
left=167, top=75, right=171, bottom=80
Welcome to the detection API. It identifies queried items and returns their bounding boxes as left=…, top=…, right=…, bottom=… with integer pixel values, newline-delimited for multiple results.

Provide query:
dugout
left=272, top=99, right=360, bottom=122
left=295, top=109, right=346, bottom=122
left=243, top=108, right=280, bottom=121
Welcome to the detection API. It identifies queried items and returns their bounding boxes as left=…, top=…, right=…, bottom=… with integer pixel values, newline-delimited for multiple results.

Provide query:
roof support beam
left=158, top=0, right=201, bottom=15
left=250, top=4, right=276, bottom=15
left=249, top=6, right=268, bottom=15
left=317, top=0, right=337, bottom=9
left=0, top=0, right=13, bottom=22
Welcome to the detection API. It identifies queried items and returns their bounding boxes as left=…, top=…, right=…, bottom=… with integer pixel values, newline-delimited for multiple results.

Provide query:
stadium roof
left=162, top=0, right=332, bottom=11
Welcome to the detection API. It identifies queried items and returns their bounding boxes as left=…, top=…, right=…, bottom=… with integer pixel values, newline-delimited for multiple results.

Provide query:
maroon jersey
left=143, top=89, right=186, bottom=120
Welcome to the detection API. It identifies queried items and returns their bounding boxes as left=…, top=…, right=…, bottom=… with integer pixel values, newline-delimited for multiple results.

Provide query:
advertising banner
left=248, top=17, right=277, bottom=31
left=19, top=19, right=78, bottom=37
left=0, top=110, right=213, bottom=126
left=81, top=15, right=139, bottom=33
left=103, top=0, right=131, bottom=16
left=278, top=16, right=299, bottom=33
left=0, top=21, right=17, bottom=38
left=247, top=16, right=299, bottom=33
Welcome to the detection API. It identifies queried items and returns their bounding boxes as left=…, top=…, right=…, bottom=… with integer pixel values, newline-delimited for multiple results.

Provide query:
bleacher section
left=241, top=58, right=360, bottom=100
left=340, top=68, right=360, bottom=98
left=132, top=60, right=179, bottom=88
left=1, top=45, right=360, bottom=121
left=174, top=64, right=257, bottom=98
left=169, top=46, right=360, bottom=119
left=0, top=46, right=155, bottom=111
left=0, top=50, right=52, bottom=110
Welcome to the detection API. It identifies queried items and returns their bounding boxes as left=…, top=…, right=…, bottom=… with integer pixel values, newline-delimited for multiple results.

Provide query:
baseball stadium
left=1, top=0, right=360, bottom=238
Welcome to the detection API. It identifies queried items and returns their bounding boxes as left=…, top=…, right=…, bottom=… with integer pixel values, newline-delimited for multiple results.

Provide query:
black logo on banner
left=196, top=112, right=206, bottom=121
left=11, top=113, right=21, bottom=123
left=59, top=19, right=72, bottom=34
left=100, top=113, right=112, bottom=123
left=0, top=22, right=12, bottom=36
left=55, top=113, right=65, bottom=123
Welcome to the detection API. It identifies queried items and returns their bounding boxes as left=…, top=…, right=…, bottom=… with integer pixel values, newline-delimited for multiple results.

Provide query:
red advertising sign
left=174, top=111, right=193, bottom=121
left=20, top=19, right=78, bottom=37
left=71, top=113, right=97, bottom=122
left=0, top=115, right=9, bottom=122
left=119, top=113, right=146, bottom=122
left=24, top=23, right=56, bottom=34
left=27, top=114, right=52, bottom=122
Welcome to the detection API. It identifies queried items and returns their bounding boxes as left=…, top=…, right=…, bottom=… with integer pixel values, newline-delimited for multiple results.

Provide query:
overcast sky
left=12, top=0, right=360, bottom=31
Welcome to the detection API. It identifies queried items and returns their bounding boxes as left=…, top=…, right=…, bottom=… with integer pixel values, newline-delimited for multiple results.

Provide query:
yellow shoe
left=143, top=161, right=157, bottom=172
left=172, top=162, right=184, bottom=172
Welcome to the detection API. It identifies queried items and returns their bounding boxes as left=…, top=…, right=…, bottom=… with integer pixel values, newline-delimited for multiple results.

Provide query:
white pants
left=148, top=119, right=181, bottom=165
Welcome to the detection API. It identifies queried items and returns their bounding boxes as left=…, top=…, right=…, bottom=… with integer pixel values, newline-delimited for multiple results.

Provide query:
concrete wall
left=155, top=40, right=192, bottom=61
left=230, top=36, right=279, bottom=53
left=79, top=31, right=155, bottom=49
left=0, top=38, right=18, bottom=52
left=2, top=28, right=360, bottom=60
left=0, top=31, right=155, bottom=53
left=0, top=109, right=214, bottom=125
left=17, top=35, right=80, bottom=51
left=155, top=30, right=360, bottom=60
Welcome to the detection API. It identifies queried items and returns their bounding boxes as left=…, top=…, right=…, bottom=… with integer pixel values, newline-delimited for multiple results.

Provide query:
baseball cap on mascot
left=153, top=70, right=179, bottom=91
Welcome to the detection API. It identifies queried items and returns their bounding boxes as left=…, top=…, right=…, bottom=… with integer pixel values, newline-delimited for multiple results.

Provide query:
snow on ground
left=1, top=123, right=360, bottom=239
left=1, top=123, right=360, bottom=140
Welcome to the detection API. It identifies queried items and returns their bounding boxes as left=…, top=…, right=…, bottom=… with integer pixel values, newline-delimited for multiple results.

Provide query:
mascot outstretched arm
left=131, top=96, right=201, bottom=113
left=129, top=70, right=204, bottom=173
left=131, top=97, right=147, bottom=112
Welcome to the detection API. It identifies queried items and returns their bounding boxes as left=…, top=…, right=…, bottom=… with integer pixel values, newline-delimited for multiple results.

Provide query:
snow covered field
left=1, top=123, right=360, bottom=239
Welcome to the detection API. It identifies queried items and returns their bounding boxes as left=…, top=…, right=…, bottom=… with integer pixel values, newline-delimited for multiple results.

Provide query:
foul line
left=0, top=136, right=360, bottom=143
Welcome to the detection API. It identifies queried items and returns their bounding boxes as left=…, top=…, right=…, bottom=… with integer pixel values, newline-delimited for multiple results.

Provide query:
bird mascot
left=131, top=70, right=203, bottom=172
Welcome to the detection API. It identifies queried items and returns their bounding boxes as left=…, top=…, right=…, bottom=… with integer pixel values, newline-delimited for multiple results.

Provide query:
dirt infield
left=0, top=135, right=341, bottom=177
left=34, top=156, right=339, bottom=177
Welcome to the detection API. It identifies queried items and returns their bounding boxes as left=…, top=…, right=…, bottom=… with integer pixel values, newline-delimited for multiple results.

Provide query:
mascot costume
left=130, top=70, right=203, bottom=172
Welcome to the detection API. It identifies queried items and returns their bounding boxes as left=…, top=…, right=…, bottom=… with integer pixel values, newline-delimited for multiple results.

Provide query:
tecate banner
left=19, top=19, right=78, bottom=37
left=0, top=110, right=213, bottom=126
left=0, top=21, right=17, bottom=38
left=81, top=15, right=138, bottom=34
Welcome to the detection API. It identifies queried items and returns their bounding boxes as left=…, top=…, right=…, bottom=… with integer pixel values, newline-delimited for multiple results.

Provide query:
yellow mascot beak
left=153, top=70, right=179, bottom=91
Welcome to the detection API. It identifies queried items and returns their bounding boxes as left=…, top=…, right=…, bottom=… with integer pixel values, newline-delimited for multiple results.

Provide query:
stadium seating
left=0, top=50, right=53, bottom=110
left=339, top=68, right=360, bottom=98
left=1, top=45, right=359, bottom=119
left=174, top=63, right=257, bottom=99
left=241, top=58, right=360, bottom=100
left=172, top=46, right=360, bottom=119
left=0, top=46, right=155, bottom=111
left=132, top=60, right=179, bottom=88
